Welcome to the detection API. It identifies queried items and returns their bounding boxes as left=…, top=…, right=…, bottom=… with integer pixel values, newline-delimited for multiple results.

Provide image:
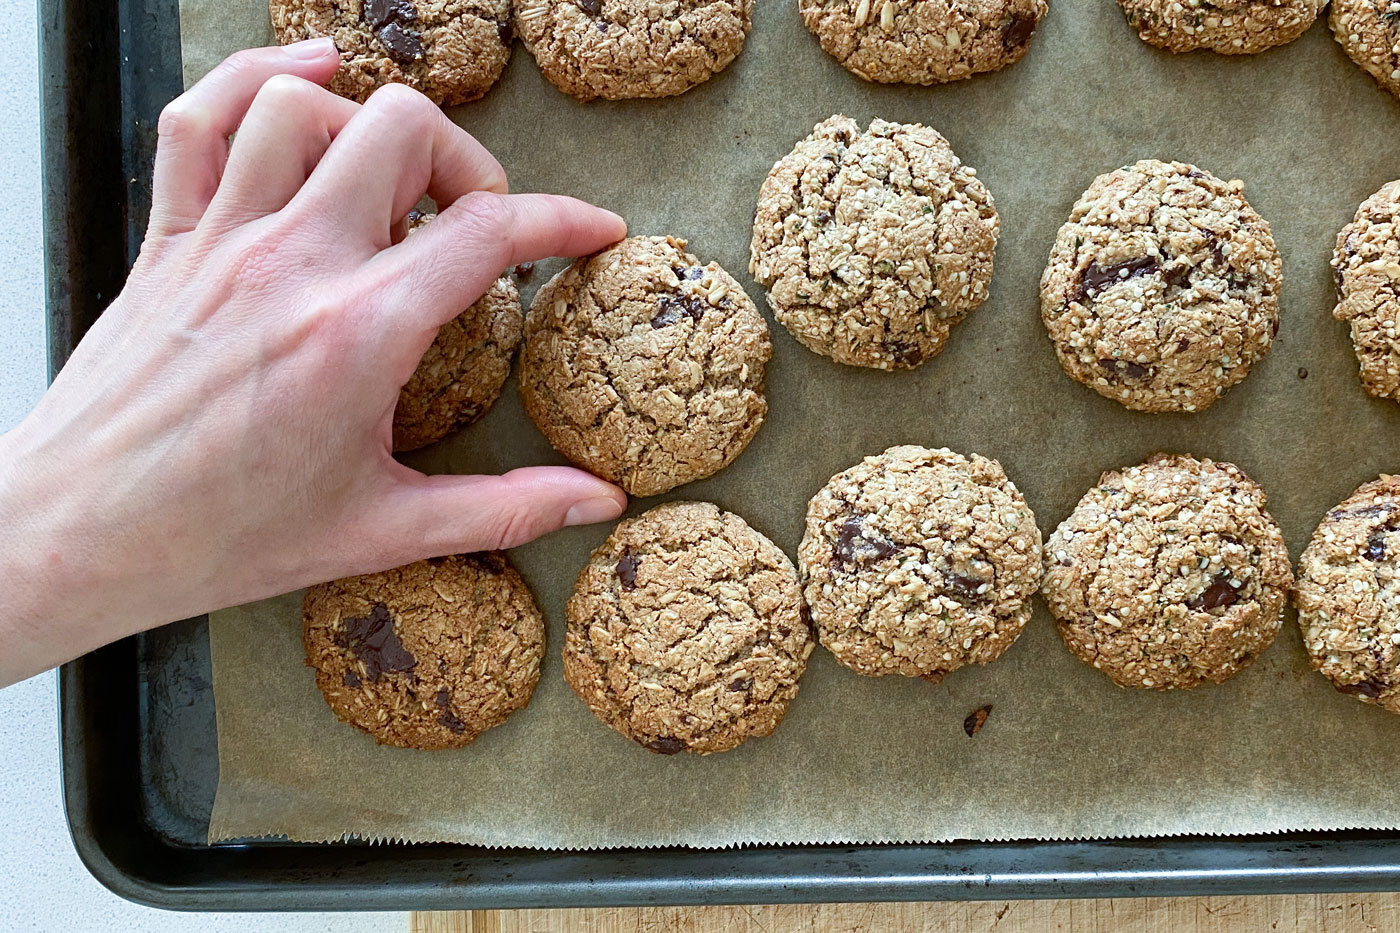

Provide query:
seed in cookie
left=798, top=445, right=1043, bottom=683
left=392, top=214, right=522, bottom=451
left=1040, top=160, right=1281, bottom=413
left=1295, top=476, right=1400, bottom=711
left=304, top=553, right=544, bottom=749
left=518, top=235, right=771, bottom=497
left=1118, top=0, right=1325, bottom=53
left=750, top=116, right=998, bottom=371
left=1332, top=180, right=1400, bottom=401
left=564, top=501, right=813, bottom=755
left=1331, top=0, right=1400, bottom=98
left=513, top=0, right=752, bottom=102
left=1043, top=453, right=1293, bottom=690
left=270, top=0, right=514, bottom=105
left=800, top=0, right=1047, bottom=85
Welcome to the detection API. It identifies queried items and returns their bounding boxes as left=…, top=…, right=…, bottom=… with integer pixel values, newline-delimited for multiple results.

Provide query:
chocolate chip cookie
left=1332, top=180, right=1400, bottom=402
left=1040, top=160, right=1281, bottom=413
left=1332, top=0, right=1400, bottom=98
left=392, top=213, right=523, bottom=451
left=1296, top=476, right=1400, bottom=712
left=271, top=0, right=513, bottom=105
left=1118, top=0, right=1325, bottom=53
left=564, top=501, right=812, bottom=755
left=750, top=115, right=999, bottom=370
left=798, top=445, right=1042, bottom=683
left=518, top=235, right=771, bottom=497
left=513, top=0, right=752, bottom=101
left=1044, top=453, right=1293, bottom=690
left=800, top=0, right=1047, bottom=85
left=304, top=553, right=544, bottom=749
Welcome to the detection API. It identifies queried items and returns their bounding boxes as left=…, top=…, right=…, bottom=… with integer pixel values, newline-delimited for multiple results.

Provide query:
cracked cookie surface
left=1331, top=0, right=1400, bottom=98
left=518, top=235, right=770, bottom=497
left=394, top=213, right=523, bottom=451
left=750, top=115, right=998, bottom=370
left=798, top=445, right=1042, bottom=682
left=304, top=553, right=544, bottom=749
left=1044, top=453, right=1292, bottom=690
left=513, top=0, right=752, bottom=101
left=271, top=0, right=513, bottom=105
left=1118, top=0, right=1324, bottom=53
left=1296, top=476, right=1400, bottom=713
left=799, top=0, right=1047, bottom=85
left=1040, top=160, right=1281, bottom=413
left=564, top=501, right=813, bottom=755
left=1332, top=180, right=1400, bottom=401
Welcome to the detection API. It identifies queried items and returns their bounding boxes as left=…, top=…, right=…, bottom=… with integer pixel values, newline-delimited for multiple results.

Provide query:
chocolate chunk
left=834, top=514, right=898, bottom=566
left=891, top=341, right=925, bottom=368
left=1098, top=358, right=1150, bottom=381
left=651, top=293, right=705, bottom=328
left=1002, top=14, right=1037, bottom=48
left=434, top=687, right=451, bottom=708
left=1162, top=263, right=1192, bottom=290
left=343, top=670, right=362, bottom=688
left=1329, top=504, right=1393, bottom=522
left=1187, top=574, right=1239, bottom=611
left=616, top=551, right=640, bottom=589
left=513, top=261, right=534, bottom=278
left=335, top=603, right=417, bottom=681
left=1366, top=532, right=1388, bottom=562
left=945, top=572, right=987, bottom=602
left=362, top=0, right=425, bottom=64
left=644, top=736, right=685, bottom=755
left=577, top=0, right=601, bottom=13
left=1210, top=239, right=1229, bottom=269
left=728, top=677, right=753, bottom=693
left=815, top=210, right=832, bottom=225
left=438, top=708, right=467, bottom=733
left=363, top=0, right=415, bottom=26
left=497, top=18, right=513, bottom=44
left=1176, top=338, right=1191, bottom=353
left=1075, top=257, right=1158, bottom=302
left=376, top=22, right=425, bottom=63
left=963, top=704, right=993, bottom=737
left=405, top=208, right=426, bottom=226
left=776, top=625, right=792, bottom=638
left=1339, top=679, right=1387, bottom=699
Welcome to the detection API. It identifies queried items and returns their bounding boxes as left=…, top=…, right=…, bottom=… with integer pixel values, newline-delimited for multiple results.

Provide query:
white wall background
left=0, top=0, right=402, bottom=927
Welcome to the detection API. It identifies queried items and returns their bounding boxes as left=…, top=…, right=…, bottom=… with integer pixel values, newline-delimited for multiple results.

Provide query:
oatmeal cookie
left=1332, top=180, right=1400, bottom=401
left=1118, top=0, right=1325, bottom=53
left=1331, top=0, right=1400, bottom=97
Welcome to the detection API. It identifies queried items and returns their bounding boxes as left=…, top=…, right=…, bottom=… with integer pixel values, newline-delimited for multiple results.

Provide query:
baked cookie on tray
left=270, top=0, right=514, bottom=105
left=1040, top=159, right=1281, bottom=413
left=1331, top=0, right=1400, bottom=98
left=750, top=115, right=999, bottom=371
left=798, top=445, right=1042, bottom=683
left=1118, top=0, right=1325, bottom=53
left=1296, top=476, right=1400, bottom=712
left=518, top=235, right=771, bottom=497
left=564, top=501, right=813, bottom=755
left=304, top=553, right=544, bottom=749
left=1044, top=453, right=1293, bottom=690
left=1332, top=180, right=1400, bottom=401
left=799, top=0, right=1048, bottom=85
left=513, top=0, right=753, bottom=101
left=393, top=212, right=523, bottom=452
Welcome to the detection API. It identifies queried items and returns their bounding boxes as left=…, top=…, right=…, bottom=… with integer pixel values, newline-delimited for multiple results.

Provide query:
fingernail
left=285, top=37, right=336, bottom=60
left=564, top=497, right=625, bottom=527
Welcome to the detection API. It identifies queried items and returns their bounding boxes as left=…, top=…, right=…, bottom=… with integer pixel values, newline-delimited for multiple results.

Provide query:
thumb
left=375, top=466, right=627, bottom=560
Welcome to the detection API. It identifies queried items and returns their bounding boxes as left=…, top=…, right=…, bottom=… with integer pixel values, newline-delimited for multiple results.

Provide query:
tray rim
left=42, top=0, right=1400, bottom=911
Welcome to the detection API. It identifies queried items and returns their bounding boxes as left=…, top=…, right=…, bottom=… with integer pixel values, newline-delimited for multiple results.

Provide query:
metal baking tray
left=41, top=0, right=1400, bottom=910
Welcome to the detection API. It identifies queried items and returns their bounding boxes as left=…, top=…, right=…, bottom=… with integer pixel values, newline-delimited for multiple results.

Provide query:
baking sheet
left=187, top=0, right=1400, bottom=847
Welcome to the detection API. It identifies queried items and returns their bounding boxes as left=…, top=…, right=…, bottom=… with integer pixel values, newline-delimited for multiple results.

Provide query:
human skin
left=0, top=40, right=629, bottom=686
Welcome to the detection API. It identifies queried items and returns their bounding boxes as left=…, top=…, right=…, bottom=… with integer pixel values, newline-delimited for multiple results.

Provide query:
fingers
left=365, top=191, right=626, bottom=331
left=293, top=83, right=508, bottom=248
left=149, top=40, right=342, bottom=236
left=201, top=75, right=360, bottom=230
left=368, top=467, right=627, bottom=561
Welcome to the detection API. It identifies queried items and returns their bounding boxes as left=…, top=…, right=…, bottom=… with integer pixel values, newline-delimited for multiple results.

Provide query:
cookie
left=271, top=0, right=514, bottom=105
left=304, top=553, right=544, bottom=749
left=564, top=501, right=812, bottom=755
left=1044, top=453, right=1293, bottom=690
left=1332, top=180, right=1400, bottom=401
left=518, top=235, right=771, bottom=497
left=513, top=0, right=752, bottom=101
left=798, top=445, right=1042, bottom=683
left=392, top=214, right=523, bottom=451
left=799, top=0, right=1047, bottom=85
left=1040, top=160, right=1281, bottom=413
left=1118, top=0, right=1324, bottom=53
left=1296, top=476, right=1400, bottom=712
left=1331, top=0, right=1400, bottom=98
left=750, top=115, right=999, bottom=370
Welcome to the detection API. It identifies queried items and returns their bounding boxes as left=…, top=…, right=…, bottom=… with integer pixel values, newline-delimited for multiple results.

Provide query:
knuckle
left=253, top=73, right=321, bottom=111
left=364, top=81, right=438, bottom=125
left=156, top=98, right=201, bottom=141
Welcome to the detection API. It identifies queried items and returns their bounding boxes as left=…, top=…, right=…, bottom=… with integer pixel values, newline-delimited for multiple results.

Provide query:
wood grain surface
left=412, top=895, right=1400, bottom=932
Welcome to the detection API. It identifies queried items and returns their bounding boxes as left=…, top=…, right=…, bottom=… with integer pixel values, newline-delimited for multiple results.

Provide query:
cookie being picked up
left=1332, top=180, right=1400, bottom=402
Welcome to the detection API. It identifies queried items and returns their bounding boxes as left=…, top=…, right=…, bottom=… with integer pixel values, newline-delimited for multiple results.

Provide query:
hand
left=0, top=41, right=628, bottom=685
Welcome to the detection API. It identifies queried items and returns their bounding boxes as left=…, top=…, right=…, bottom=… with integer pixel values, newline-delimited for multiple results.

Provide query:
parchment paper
left=187, top=0, right=1400, bottom=847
